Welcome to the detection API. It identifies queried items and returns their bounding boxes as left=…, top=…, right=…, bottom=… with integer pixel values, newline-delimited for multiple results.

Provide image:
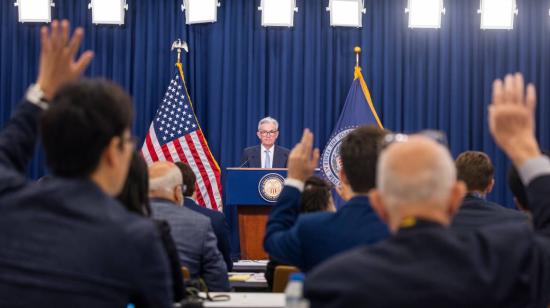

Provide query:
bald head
left=148, top=161, right=183, bottom=205
left=371, top=136, right=465, bottom=231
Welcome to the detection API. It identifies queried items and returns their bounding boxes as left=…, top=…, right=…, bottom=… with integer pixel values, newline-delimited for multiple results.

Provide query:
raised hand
left=287, top=129, right=320, bottom=182
left=36, top=20, right=94, bottom=100
left=488, top=73, right=540, bottom=167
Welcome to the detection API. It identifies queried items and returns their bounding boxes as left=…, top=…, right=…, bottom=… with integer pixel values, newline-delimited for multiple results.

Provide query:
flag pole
left=354, top=46, right=361, bottom=68
left=171, top=39, right=189, bottom=66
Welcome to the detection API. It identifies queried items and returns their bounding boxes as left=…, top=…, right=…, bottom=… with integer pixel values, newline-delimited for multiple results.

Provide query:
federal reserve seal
left=321, top=128, right=356, bottom=186
left=258, top=173, right=285, bottom=202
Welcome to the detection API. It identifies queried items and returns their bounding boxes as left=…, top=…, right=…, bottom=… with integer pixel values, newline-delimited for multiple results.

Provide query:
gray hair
left=377, top=141, right=456, bottom=209
left=149, top=165, right=183, bottom=191
left=258, top=117, right=279, bottom=131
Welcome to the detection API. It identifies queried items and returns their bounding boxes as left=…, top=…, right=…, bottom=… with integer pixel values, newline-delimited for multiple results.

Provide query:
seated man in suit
left=240, top=117, right=290, bottom=168
left=305, top=74, right=550, bottom=307
left=451, top=151, right=529, bottom=232
left=0, top=21, right=172, bottom=307
left=148, top=161, right=230, bottom=291
left=175, top=161, right=233, bottom=271
left=263, top=125, right=389, bottom=272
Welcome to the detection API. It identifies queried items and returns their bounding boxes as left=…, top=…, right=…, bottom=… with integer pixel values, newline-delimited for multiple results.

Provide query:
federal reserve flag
left=142, top=63, right=223, bottom=211
left=321, top=65, right=383, bottom=187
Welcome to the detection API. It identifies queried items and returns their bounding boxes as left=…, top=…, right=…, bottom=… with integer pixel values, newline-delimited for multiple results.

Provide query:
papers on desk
left=228, top=272, right=267, bottom=288
left=232, top=260, right=269, bottom=272
left=229, top=273, right=252, bottom=282
left=202, top=292, right=285, bottom=308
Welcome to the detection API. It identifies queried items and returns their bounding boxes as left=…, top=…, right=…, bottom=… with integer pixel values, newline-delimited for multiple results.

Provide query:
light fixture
left=258, top=0, right=298, bottom=27
left=406, top=0, right=445, bottom=28
left=478, top=0, right=518, bottom=30
left=88, top=0, right=128, bottom=25
left=326, top=0, right=365, bottom=28
left=181, top=0, right=220, bottom=24
left=14, top=0, right=55, bottom=23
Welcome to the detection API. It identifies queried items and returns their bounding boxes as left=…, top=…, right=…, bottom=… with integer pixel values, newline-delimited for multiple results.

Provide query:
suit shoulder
left=296, top=211, right=334, bottom=228
left=276, top=145, right=290, bottom=153
left=243, top=145, right=260, bottom=153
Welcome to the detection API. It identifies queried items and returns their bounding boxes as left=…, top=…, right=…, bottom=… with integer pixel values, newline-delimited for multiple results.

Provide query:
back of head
left=175, top=162, right=196, bottom=197
left=377, top=136, right=456, bottom=209
left=117, top=152, right=151, bottom=217
left=340, top=125, right=388, bottom=193
left=41, top=79, right=133, bottom=177
left=301, top=176, right=333, bottom=213
left=148, top=161, right=183, bottom=205
left=455, top=151, right=494, bottom=192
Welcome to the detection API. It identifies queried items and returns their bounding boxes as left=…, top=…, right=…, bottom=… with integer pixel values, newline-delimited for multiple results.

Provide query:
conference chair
left=272, top=265, right=299, bottom=292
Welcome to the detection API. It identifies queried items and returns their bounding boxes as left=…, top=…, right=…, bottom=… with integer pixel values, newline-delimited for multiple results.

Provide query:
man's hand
left=287, top=129, right=320, bottom=182
left=36, top=20, right=94, bottom=101
left=488, top=73, right=541, bottom=167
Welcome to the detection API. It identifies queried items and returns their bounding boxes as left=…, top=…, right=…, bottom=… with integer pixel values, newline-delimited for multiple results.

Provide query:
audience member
left=304, top=73, right=550, bottom=307
left=451, top=151, right=529, bottom=233
left=175, top=161, right=233, bottom=271
left=265, top=176, right=335, bottom=290
left=0, top=21, right=172, bottom=307
left=263, top=125, right=389, bottom=272
left=507, top=150, right=550, bottom=212
left=148, top=161, right=230, bottom=291
left=118, top=152, right=185, bottom=302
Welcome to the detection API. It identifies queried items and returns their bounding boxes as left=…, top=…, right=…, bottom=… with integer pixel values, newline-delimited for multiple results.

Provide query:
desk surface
left=233, top=260, right=269, bottom=272
left=202, top=292, right=284, bottom=308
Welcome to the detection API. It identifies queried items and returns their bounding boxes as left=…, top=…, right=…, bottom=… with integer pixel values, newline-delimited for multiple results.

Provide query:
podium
left=225, top=168, right=287, bottom=260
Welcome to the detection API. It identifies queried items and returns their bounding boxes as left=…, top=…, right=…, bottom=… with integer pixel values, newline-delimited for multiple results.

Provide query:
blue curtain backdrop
left=1, top=0, right=550, bottom=251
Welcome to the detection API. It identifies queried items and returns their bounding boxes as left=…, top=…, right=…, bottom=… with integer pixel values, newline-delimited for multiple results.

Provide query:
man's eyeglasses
left=380, top=130, right=448, bottom=150
left=258, top=130, right=278, bottom=136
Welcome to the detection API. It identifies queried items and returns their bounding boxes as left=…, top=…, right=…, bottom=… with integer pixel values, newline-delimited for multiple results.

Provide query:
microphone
left=238, top=159, right=250, bottom=168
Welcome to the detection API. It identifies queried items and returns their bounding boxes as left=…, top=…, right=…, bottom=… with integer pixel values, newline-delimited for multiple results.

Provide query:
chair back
left=181, top=266, right=191, bottom=280
left=272, top=265, right=299, bottom=292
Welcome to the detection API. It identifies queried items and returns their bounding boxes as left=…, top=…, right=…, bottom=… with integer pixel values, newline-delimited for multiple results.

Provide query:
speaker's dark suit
left=240, top=145, right=290, bottom=168
left=184, top=197, right=233, bottom=271
left=263, top=185, right=389, bottom=272
left=452, top=194, right=530, bottom=233
left=0, top=101, right=172, bottom=307
left=305, top=175, right=550, bottom=308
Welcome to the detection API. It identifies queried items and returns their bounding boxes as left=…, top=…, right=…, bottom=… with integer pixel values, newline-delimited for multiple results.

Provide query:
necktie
left=264, top=150, right=271, bottom=168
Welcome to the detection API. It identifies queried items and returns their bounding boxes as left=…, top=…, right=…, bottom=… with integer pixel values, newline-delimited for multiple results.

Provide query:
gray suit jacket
left=150, top=198, right=230, bottom=291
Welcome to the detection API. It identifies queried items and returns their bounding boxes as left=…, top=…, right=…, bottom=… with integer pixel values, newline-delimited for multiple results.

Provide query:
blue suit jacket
left=305, top=175, right=550, bottom=308
left=184, top=197, right=233, bottom=271
left=0, top=102, right=172, bottom=307
left=150, top=198, right=230, bottom=291
left=263, top=185, right=389, bottom=272
left=451, top=194, right=530, bottom=233
left=240, top=145, right=290, bottom=168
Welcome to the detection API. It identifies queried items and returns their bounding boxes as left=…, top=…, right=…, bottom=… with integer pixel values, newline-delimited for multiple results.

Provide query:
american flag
left=141, top=64, right=223, bottom=211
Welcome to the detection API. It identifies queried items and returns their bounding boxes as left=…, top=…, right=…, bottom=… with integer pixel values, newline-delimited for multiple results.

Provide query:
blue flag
left=320, top=66, right=382, bottom=208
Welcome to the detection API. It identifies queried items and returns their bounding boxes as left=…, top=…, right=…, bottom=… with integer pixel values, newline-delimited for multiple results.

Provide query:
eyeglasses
left=258, top=130, right=278, bottom=136
left=380, top=130, right=448, bottom=150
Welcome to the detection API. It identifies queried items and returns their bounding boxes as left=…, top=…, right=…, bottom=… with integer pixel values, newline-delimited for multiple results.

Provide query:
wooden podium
left=225, top=168, right=287, bottom=260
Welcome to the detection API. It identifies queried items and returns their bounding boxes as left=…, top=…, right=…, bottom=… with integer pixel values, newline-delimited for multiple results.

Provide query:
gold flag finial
left=354, top=46, right=361, bottom=68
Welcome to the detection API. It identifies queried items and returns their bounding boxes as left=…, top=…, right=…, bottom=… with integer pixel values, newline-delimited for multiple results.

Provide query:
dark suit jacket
left=0, top=101, right=172, bottom=307
left=184, top=197, right=233, bottom=271
left=304, top=175, right=550, bottom=308
left=240, top=145, right=290, bottom=168
left=452, top=194, right=530, bottom=233
left=154, top=220, right=185, bottom=302
left=263, top=186, right=389, bottom=272
left=150, top=198, right=230, bottom=291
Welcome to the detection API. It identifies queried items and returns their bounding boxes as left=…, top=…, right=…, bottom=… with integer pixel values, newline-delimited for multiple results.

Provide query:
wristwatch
left=25, top=84, right=49, bottom=110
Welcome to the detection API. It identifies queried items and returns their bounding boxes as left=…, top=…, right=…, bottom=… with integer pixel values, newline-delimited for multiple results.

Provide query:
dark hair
left=175, top=161, right=196, bottom=197
left=301, top=176, right=332, bottom=213
left=41, top=79, right=133, bottom=177
left=117, top=152, right=151, bottom=217
left=340, top=125, right=388, bottom=193
left=507, top=150, right=550, bottom=210
left=456, top=151, right=494, bottom=192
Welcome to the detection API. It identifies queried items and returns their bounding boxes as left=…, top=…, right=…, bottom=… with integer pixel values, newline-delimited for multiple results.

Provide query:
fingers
left=60, top=20, right=70, bottom=48
left=311, top=148, right=320, bottom=167
left=504, top=74, right=515, bottom=104
left=73, top=51, right=94, bottom=76
left=514, top=73, right=524, bottom=105
left=67, top=27, right=84, bottom=58
left=526, top=83, right=537, bottom=114
left=40, top=26, right=51, bottom=53
left=492, top=79, right=503, bottom=106
left=50, top=20, right=60, bottom=50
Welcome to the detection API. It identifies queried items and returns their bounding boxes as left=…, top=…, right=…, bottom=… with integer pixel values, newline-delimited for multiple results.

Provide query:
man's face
left=257, top=122, right=279, bottom=148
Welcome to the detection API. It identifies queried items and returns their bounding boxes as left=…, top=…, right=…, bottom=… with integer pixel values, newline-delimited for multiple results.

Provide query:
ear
left=369, top=190, right=389, bottom=225
left=256, top=131, right=262, bottom=140
left=448, top=181, right=467, bottom=217
left=174, top=185, right=183, bottom=206
left=486, top=178, right=495, bottom=194
left=339, top=168, right=349, bottom=186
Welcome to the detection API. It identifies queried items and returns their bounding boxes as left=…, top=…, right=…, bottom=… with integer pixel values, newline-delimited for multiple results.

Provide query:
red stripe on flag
left=195, top=129, right=222, bottom=197
left=185, top=133, right=217, bottom=210
left=173, top=138, right=208, bottom=208
left=145, top=133, right=159, bottom=162
left=161, top=144, right=174, bottom=162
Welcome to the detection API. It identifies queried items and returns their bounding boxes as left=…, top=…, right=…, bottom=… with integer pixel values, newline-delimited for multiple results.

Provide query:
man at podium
left=240, top=117, right=290, bottom=168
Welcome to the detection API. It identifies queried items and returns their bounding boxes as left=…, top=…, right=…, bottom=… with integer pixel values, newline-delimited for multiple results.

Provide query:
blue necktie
left=264, top=150, right=271, bottom=168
